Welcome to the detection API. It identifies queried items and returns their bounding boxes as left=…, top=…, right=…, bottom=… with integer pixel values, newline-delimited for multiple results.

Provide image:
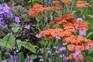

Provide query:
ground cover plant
left=0, top=0, right=93, bottom=62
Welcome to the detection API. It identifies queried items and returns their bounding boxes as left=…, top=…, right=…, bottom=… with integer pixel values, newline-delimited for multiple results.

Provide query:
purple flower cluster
left=0, top=4, right=13, bottom=28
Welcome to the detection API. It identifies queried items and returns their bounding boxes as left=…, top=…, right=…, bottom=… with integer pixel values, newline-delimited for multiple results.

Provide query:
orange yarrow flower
left=62, top=0, right=72, bottom=4
left=28, top=4, right=44, bottom=17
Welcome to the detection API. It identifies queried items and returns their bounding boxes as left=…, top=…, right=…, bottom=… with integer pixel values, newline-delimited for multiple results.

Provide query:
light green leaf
left=17, top=40, right=36, bottom=53
left=0, top=35, right=15, bottom=49
left=87, top=15, right=93, bottom=19
left=8, top=35, right=15, bottom=48
left=3, top=34, right=10, bottom=41
left=86, top=32, right=93, bottom=38
left=29, top=55, right=37, bottom=60
left=11, top=23, right=20, bottom=33
left=21, top=42, right=36, bottom=53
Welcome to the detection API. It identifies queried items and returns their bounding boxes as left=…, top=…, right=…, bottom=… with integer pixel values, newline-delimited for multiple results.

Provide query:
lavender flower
left=56, top=36, right=61, bottom=41
left=55, top=50, right=59, bottom=54
left=35, top=34, right=40, bottom=38
left=24, top=24, right=30, bottom=30
left=59, top=54, right=64, bottom=58
left=53, top=46, right=58, bottom=49
left=74, top=50, right=81, bottom=56
left=59, top=47, right=66, bottom=51
left=2, top=59, right=7, bottom=62
left=39, top=58, right=44, bottom=62
left=75, top=59, right=80, bottom=62
left=4, top=12, right=13, bottom=18
left=47, top=50, right=52, bottom=55
left=15, top=16, right=20, bottom=24
left=0, top=4, right=13, bottom=28
left=0, top=20, right=5, bottom=28
left=79, top=30, right=86, bottom=36
left=3, top=3, right=10, bottom=12
left=64, top=57, right=69, bottom=60
left=76, top=18, right=83, bottom=23
left=28, top=60, right=33, bottom=62
left=87, top=46, right=91, bottom=50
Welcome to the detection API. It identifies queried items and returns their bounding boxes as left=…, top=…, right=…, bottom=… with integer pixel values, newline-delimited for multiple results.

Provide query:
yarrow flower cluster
left=28, top=0, right=93, bottom=62
left=36, top=14, right=93, bottom=61
left=28, top=4, right=63, bottom=17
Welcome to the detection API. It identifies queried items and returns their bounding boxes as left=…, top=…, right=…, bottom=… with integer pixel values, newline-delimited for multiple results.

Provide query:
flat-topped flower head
left=62, top=0, right=72, bottom=4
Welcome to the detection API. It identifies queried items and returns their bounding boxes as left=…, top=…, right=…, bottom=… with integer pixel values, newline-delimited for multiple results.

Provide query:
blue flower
left=59, top=47, right=66, bottom=51
left=76, top=18, right=83, bottom=23
left=47, top=50, right=52, bottom=55
left=79, top=30, right=86, bottom=36
left=56, top=36, right=61, bottom=41
left=35, top=34, right=40, bottom=38
left=39, top=58, right=44, bottom=62
left=15, top=16, right=20, bottom=24
left=74, top=50, right=81, bottom=56
left=24, top=24, right=30, bottom=30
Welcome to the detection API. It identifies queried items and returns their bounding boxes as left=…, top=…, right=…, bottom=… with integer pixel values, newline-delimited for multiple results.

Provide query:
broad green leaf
left=0, top=39, right=11, bottom=49
left=8, top=35, right=15, bottom=48
left=16, top=40, right=22, bottom=50
left=3, top=34, right=10, bottom=41
left=0, top=35, right=15, bottom=49
left=17, top=40, right=36, bottom=53
left=18, top=52, right=25, bottom=62
left=12, top=27, right=19, bottom=33
left=21, top=42, right=36, bottom=53
left=11, top=23, right=20, bottom=33
left=29, top=55, right=37, bottom=60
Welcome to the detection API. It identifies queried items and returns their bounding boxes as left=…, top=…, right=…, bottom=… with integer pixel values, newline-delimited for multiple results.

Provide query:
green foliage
left=17, top=40, right=36, bottom=53
left=0, top=34, right=15, bottom=49
left=0, top=0, right=10, bottom=3
left=10, top=23, right=20, bottom=33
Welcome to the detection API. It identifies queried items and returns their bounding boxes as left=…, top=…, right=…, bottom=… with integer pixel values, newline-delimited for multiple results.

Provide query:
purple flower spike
left=87, top=46, right=91, bottom=50
left=3, top=3, right=10, bottom=12
left=74, top=50, right=81, bottom=56
left=75, top=59, right=80, bottom=62
left=24, top=24, right=30, bottom=30
left=47, top=50, right=52, bottom=55
left=59, top=54, right=64, bottom=58
left=79, top=30, right=86, bottom=36
left=39, top=58, right=44, bottom=62
left=76, top=18, right=83, bottom=23
left=0, top=21, right=5, bottom=28
left=0, top=7, right=4, bottom=14
left=2, top=59, right=7, bottom=62
left=59, top=47, right=66, bottom=51
left=56, top=36, right=61, bottom=41
left=5, top=12, right=13, bottom=18
left=35, top=34, right=40, bottom=38
left=15, top=16, right=20, bottom=23
left=64, top=57, right=69, bottom=60
left=55, top=50, right=59, bottom=54
left=53, top=46, right=58, bottom=49
left=29, top=60, right=33, bottom=62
